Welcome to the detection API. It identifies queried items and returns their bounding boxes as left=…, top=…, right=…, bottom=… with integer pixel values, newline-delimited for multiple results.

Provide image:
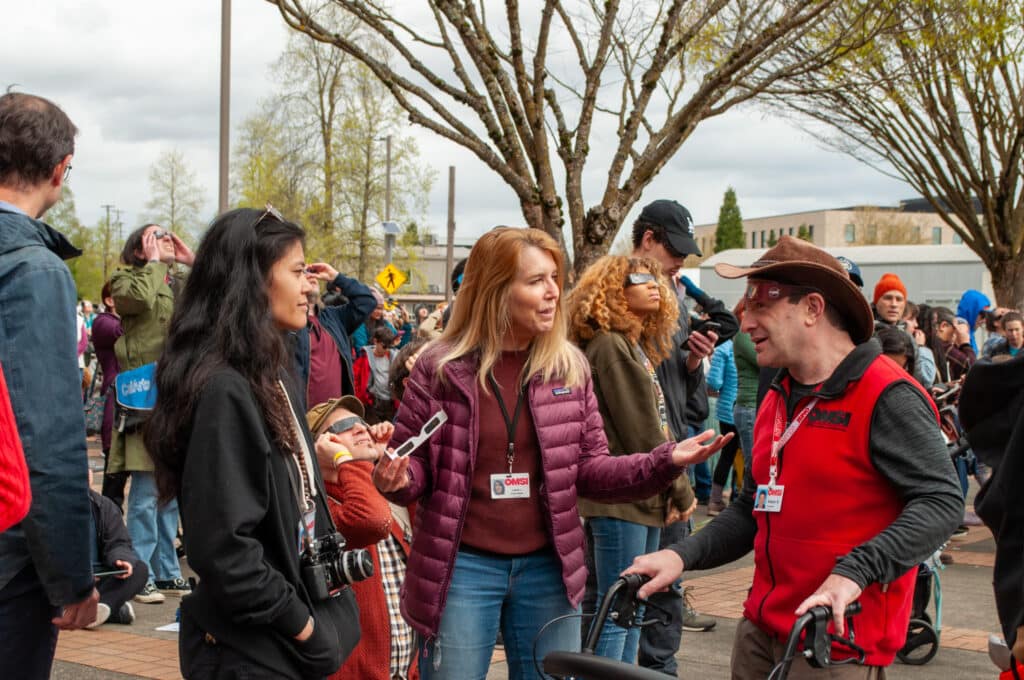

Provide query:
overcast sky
left=4, top=1, right=915, bottom=246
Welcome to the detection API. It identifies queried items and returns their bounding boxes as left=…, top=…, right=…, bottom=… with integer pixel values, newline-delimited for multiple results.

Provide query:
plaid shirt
left=378, top=533, right=413, bottom=679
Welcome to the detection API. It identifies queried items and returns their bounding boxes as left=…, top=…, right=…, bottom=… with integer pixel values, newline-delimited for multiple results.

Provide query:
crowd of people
left=1, top=90, right=1021, bottom=680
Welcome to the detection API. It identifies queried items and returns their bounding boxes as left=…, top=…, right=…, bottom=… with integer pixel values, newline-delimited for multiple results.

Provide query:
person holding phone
left=145, top=207, right=360, bottom=679
left=566, top=255, right=697, bottom=663
left=372, top=227, right=732, bottom=680
left=86, top=468, right=147, bottom=628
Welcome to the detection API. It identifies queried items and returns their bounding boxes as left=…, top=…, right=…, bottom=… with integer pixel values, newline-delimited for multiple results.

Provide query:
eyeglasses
left=63, top=163, right=72, bottom=182
left=625, top=272, right=657, bottom=287
left=253, top=202, right=284, bottom=229
left=743, top=281, right=821, bottom=306
left=325, top=416, right=369, bottom=436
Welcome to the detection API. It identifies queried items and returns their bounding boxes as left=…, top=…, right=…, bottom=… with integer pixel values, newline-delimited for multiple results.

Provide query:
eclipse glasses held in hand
left=387, top=410, right=447, bottom=460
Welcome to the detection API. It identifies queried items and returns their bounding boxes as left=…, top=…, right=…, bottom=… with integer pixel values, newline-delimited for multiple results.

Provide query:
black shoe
left=951, top=525, right=969, bottom=538
left=155, top=577, right=192, bottom=594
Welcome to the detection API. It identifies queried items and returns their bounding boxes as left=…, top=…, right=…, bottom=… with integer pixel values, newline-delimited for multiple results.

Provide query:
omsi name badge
left=490, top=473, right=530, bottom=499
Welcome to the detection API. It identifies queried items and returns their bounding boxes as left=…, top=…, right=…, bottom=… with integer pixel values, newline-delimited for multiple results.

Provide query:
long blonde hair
left=436, top=227, right=585, bottom=390
left=567, top=255, right=679, bottom=364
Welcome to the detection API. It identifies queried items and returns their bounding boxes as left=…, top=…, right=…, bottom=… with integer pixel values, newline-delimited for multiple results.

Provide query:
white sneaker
left=86, top=603, right=111, bottom=629
left=134, top=582, right=166, bottom=604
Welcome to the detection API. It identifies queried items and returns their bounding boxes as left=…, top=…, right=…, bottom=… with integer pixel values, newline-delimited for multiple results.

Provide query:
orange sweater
left=325, top=462, right=418, bottom=680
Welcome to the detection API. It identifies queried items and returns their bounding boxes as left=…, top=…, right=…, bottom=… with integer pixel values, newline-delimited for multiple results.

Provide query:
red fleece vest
left=744, top=356, right=936, bottom=665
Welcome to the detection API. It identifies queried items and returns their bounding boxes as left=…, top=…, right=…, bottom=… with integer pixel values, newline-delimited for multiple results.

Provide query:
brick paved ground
left=58, top=444, right=1002, bottom=679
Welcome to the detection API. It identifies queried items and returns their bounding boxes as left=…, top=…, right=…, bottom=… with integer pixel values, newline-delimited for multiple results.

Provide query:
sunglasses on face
left=325, top=415, right=368, bottom=436
left=625, top=272, right=657, bottom=287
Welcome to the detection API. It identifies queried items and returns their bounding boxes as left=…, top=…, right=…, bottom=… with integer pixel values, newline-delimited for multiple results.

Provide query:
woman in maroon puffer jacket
left=373, top=227, right=732, bottom=680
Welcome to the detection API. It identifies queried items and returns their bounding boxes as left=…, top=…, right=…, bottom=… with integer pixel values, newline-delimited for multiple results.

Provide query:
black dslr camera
left=301, top=531, right=374, bottom=601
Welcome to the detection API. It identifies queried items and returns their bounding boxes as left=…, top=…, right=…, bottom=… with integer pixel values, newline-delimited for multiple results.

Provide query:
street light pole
left=218, top=0, right=231, bottom=214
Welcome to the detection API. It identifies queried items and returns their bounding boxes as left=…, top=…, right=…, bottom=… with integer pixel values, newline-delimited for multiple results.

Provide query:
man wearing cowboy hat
left=627, top=236, right=963, bottom=677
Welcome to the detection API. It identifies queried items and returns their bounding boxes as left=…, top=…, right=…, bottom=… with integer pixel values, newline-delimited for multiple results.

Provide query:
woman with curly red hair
left=567, top=255, right=697, bottom=663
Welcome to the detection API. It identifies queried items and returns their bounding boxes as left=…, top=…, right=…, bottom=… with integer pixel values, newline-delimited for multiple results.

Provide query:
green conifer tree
left=714, top=187, right=745, bottom=253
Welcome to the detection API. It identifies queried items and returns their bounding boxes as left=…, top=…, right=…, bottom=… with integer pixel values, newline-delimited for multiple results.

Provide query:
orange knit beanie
left=873, top=273, right=907, bottom=305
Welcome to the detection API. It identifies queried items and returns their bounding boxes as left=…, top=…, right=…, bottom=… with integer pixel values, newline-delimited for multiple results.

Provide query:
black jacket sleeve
left=180, top=374, right=311, bottom=638
left=672, top=457, right=758, bottom=570
left=320, top=273, right=377, bottom=336
left=832, top=382, right=964, bottom=587
left=91, top=490, right=139, bottom=567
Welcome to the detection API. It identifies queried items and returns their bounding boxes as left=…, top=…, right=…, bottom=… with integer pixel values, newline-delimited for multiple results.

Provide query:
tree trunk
left=573, top=203, right=623, bottom=278
left=988, top=251, right=1024, bottom=311
left=519, top=195, right=569, bottom=268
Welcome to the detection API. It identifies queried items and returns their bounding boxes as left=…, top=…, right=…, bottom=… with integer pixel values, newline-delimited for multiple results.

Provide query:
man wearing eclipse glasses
left=306, top=395, right=418, bottom=680
left=628, top=236, right=963, bottom=678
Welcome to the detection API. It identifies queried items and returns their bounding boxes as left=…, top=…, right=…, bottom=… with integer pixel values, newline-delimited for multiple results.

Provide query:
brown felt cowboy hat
left=714, top=236, right=874, bottom=344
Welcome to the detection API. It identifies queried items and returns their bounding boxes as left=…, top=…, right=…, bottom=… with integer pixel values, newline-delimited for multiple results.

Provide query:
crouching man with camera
left=144, top=208, right=366, bottom=679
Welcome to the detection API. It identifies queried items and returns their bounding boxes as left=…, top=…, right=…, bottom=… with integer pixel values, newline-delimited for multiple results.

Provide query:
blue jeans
left=588, top=517, right=661, bottom=663
left=733, top=404, right=756, bottom=478
left=419, top=548, right=579, bottom=680
left=126, top=471, right=182, bottom=583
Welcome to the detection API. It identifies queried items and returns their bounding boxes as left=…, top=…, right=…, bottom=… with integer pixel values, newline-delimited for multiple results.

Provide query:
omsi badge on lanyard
left=754, top=397, right=818, bottom=513
left=486, top=373, right=531, bottom=500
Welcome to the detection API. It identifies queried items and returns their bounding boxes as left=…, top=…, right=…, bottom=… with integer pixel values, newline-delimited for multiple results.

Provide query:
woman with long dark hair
left=145, top=207, right=359, bottom=679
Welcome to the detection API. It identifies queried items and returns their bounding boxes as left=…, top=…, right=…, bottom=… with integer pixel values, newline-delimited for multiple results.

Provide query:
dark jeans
left=688, top=458, right=712, bottom=501
left=0, top=565, right=60, bottom=680
left=638, top=519, right=690, bottom=675
left=101, top=448, right=130, bottom=513
left=97, top=559, right=148, bottom=613
left=711, top=422, right=741, bottom=489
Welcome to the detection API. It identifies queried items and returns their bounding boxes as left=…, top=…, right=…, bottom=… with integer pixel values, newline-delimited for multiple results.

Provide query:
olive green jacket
left=577, top=331, right=695, bottom=527
left=107, top=261, right=178, bottom=472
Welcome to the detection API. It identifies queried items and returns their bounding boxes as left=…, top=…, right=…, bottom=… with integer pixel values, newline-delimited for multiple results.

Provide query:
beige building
left=692, top=198, right=969, bottom=259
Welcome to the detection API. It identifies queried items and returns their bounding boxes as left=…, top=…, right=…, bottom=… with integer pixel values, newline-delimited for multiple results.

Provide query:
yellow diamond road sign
left=376, top=263, right=407, bottom=294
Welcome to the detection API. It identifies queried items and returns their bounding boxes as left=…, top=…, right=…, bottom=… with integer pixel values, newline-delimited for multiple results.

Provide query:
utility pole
left=380, top=134, right=397, bottom=264
left=445, top=166, right=455, bottom=302
left=100, top=204, right=116, bottom=282
left=384, top=134, right=392, bottom=222
left=218, top=0, right=231, bottom=214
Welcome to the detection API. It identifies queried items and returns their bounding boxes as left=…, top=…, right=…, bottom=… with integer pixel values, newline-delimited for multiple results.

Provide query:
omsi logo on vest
left=807, top=406, right=852, bottom=430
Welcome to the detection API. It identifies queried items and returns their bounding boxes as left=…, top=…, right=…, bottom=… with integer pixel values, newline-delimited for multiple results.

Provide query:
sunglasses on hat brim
left=743, top=281, right=822, bottom=305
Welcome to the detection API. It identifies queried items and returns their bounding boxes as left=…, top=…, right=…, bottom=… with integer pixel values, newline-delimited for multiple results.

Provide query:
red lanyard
left=768, top=397, right=818, bottom=485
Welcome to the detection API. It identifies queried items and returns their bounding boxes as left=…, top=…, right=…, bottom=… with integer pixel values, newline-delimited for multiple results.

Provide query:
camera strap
left=278, top=381, right=318, bottom=518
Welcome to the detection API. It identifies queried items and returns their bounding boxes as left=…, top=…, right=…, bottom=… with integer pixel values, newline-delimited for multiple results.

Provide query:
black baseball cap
left=638, top=199, right=702, bottom=258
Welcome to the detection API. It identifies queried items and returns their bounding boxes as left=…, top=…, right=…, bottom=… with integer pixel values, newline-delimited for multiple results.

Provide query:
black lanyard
left=487, top=372, right=526, bottom=474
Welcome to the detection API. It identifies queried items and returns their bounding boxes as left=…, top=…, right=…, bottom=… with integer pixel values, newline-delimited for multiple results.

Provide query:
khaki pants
left=731, top=618, right=887, bottom=680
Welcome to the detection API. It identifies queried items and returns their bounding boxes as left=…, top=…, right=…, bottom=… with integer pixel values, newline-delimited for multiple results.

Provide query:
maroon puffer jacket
left=385, top=344, right=683, bottom=639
